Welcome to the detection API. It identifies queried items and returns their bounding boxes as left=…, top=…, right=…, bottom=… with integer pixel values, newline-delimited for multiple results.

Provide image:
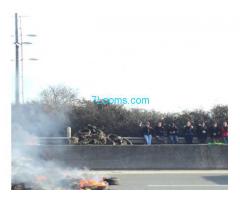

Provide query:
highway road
left=88, top=170, right=228, bottom=190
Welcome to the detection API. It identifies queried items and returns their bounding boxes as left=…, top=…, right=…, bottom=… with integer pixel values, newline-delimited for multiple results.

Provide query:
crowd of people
left=139, top=120, right=228, bottom=145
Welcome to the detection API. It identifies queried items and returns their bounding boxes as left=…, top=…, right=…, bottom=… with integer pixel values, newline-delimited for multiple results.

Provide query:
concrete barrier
left=29, top=144, right=228, bottom=170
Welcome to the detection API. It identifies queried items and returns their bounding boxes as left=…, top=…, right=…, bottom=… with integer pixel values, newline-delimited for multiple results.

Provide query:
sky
left=2, top=1, right=240, bottom=196
left=4, top=0, right=240, bottom=112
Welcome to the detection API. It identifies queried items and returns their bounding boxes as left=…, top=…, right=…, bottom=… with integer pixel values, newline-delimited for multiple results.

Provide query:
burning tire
left=103, top=177, right=119, bottom=185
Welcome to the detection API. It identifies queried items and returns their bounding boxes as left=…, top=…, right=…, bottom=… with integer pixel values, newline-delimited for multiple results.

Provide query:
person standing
left=140, top=121, right=153, bottom=145
left=196, top=122, right=208, bottom=144
left=168, top=122, right=178, bottom=144
left=184, top=121, right=194, bottom=144
left=221, top=121, right=228, bottom=144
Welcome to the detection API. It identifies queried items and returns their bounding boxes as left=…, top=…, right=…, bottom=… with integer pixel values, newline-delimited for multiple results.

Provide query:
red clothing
left=221, top=127, right=228, bottom=137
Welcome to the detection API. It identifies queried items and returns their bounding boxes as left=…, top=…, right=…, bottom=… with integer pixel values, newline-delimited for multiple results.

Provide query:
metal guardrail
left=36, top=136, right=201, bottom=145
left=125, top=136, right=199, bottom=144
left=37, top=137, right=70, bottom=139
left=35, top=127, right=212, bottom=145
left=37, top=137, right=70, bottom=144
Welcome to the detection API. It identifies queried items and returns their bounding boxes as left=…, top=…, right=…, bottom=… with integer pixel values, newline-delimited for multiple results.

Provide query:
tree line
left=12, top=85, right=228, bottom=137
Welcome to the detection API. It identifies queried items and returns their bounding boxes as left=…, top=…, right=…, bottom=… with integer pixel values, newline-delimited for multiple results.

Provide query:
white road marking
left=148, top=184, right=228, bottom=187
left=86, top=170, right=228, bottom=175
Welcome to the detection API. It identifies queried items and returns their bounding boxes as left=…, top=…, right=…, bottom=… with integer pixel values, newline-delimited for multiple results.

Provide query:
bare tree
left=40, top=85, right=78, bottom=108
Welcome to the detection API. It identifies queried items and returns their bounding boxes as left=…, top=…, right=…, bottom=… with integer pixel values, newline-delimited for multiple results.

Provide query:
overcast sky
left=5, top=0, right=239, bottom=112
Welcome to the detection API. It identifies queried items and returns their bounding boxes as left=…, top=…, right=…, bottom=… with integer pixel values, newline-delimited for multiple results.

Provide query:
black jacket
left=184, top=126, right=194, bottom=136
left=210, top=126, right=220, bottom=137
left=168, top=125, right=178, bottom=136
left=196, top=124, right=208, bottom=138
left=142, top=126, right=154, bottom=136
left=154, top=126, right=165, bottom=136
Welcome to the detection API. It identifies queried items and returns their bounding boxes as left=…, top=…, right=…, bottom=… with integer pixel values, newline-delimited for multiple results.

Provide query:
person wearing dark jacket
left=168, top=122, right=178, bottom=144
left=210, top=122, right=221, bottom=143
left=184, top=121, right=194, bottom=144
left=196, top=122, right=208, bottom=144
left=154, top=121, right=165, bottom=144
left=139, top=121, right=154, bottom=145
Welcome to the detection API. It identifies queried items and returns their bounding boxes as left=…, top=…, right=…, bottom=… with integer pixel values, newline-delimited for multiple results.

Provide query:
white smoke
left=11, top=103, right=101, bottom=190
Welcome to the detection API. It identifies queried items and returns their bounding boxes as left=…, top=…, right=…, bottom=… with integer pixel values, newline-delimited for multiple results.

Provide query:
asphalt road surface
left=90, top=170, right=228, bottom=190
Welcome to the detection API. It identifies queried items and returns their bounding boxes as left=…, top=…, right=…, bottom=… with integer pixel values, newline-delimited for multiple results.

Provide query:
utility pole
left=13, top=13, right=37, bottom=104
left=15, top=13, right=20, bottom=105
left=19, top=16, right=24, bottom=103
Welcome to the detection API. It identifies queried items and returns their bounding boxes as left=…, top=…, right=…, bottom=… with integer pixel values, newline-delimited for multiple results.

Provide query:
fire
left=79, top=179, right=109, bottom=190
left=12, top=176, right=118, bottom=190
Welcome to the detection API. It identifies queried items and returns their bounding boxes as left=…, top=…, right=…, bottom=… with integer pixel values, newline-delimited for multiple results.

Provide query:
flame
left=79, top=179, right=108, bottom=190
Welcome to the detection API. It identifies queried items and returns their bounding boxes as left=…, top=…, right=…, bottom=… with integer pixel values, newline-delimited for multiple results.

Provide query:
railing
left=125, top=137, right=200, bottom=144
left=37, top=137, right=70, bottom=144
left=34, top=127, right=205, bottom=145
left=36, top=136, right=200, bottom=145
